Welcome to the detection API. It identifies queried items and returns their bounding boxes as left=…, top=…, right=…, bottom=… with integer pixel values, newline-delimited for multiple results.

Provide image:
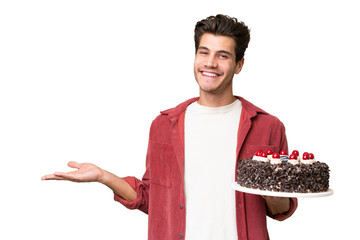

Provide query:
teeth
left=202, top=72, right=217, bottom=77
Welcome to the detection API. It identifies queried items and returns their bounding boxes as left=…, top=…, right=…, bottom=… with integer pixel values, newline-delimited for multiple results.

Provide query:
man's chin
left=199, top=87, right=219, bottom=94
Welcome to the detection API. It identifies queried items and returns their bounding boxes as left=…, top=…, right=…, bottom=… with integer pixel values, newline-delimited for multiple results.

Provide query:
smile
left=201, top=71, right=221, bottom=77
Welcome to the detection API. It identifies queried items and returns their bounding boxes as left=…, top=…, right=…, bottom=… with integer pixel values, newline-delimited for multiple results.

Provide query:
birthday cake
left=237, top=150, right=330, bottom=193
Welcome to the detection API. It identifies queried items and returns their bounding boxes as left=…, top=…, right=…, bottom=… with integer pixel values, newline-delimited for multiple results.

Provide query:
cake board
left=232, top=182, right=333, bottom=198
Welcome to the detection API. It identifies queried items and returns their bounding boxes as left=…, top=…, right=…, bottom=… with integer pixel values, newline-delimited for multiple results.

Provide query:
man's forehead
left=199, top=33, right=236, bottom=53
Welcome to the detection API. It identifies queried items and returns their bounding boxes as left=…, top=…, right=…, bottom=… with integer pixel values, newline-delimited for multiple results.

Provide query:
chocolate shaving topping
left=237, top=158, right=330, bottom=193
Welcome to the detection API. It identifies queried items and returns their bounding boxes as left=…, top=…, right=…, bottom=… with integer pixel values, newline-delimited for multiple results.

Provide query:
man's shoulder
left=240, top=97, right=284, bottom=126
left=253, top=112, right=284, bottom=127
left=149, top=97, right=198, bottom=128
left=239, top=97, right=267, bottom=115
left=159, top=97, right=199, bottom=116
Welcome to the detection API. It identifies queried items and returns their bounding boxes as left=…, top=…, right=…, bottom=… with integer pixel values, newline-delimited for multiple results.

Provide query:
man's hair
left=194, top=14, right=250, bottom=63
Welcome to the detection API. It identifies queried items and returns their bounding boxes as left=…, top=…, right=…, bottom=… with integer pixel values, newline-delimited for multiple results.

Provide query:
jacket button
left=179, top=205, right=183, bottom=209
left=179, top=234, right=183, bottom=238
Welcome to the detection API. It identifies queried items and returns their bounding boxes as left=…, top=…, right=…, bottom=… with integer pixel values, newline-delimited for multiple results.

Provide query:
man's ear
left=235, top=58, right=245, bottom=74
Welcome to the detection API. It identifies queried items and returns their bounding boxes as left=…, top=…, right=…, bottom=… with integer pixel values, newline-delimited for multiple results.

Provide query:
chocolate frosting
left=237, top=158, right=330, bottom=193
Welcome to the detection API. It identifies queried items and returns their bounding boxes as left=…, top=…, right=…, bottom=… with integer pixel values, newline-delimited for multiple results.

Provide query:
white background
left=1, top=0, right=358, bottom=239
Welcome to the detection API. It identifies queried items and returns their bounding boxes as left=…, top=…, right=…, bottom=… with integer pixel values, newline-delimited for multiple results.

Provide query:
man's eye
left=199, top=51, right=208, bottom=55
left=219, top=54, right=228, bottom=59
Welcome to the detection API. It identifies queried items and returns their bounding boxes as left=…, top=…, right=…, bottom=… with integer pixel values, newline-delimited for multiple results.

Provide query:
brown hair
left=194, top=14, right=250, bottom=63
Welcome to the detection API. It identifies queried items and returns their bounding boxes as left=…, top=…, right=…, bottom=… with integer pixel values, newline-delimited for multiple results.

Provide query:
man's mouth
left=200, top=71, right=221, bottom=77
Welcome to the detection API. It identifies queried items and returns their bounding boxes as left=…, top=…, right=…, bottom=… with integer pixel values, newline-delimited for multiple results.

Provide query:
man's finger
left=41, top=174, right=69, bottom=181
left=68, top=161, right=81, bottom=169
left=53, top=171, right=78, bottom=180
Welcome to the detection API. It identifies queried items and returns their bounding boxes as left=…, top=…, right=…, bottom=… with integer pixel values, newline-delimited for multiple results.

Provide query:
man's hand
left=41, top=161, right=104, bottom=182
left=262, top=196, right=290, bottom=215
left=42, top=161, right=137, bottom=201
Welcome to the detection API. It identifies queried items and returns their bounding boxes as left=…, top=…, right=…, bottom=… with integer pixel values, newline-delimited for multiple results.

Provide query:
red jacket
left=114, top=96, right=297, bottom=240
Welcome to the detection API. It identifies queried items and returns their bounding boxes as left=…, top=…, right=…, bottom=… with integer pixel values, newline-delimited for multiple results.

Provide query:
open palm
left=41, top=161, right=103, bottom=182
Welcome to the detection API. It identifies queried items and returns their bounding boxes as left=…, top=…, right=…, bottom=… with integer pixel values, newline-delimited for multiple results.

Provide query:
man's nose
left=205, top=55, right=218, bottom=68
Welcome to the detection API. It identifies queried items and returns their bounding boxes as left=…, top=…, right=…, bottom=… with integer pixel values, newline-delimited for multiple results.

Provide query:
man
left=42, top=14, right=297, bottom=239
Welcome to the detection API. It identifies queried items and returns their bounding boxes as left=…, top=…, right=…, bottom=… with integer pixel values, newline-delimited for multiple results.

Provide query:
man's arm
left=99, top=169, right=137, bottom=202
left=41, top=161, right=137, bottom=202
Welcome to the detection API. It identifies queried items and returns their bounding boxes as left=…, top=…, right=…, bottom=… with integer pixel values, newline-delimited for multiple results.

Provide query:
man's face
left=194, top=33, right=243, bottom=96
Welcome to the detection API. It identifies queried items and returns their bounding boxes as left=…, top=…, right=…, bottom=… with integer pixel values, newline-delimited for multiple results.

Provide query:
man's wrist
left=97, top=169, right=109, bottom=185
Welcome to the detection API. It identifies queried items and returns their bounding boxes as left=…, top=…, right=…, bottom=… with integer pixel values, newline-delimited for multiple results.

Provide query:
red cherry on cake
left=292, top=150, right=299, bottom=156
left=289, top=154, right=297, bottom=160
left=266, top=149, right=273, bottom=155
left=302, top=153, right=309, bottom=160
left=308, top=153, right=314, bottom=159
left=256, top=150, right=263, bottom=156
left=280, top=150, right=287, bottom=155
left=272, top=153, right=280, bottom=159
left=261, top=152, right=267, bottom=158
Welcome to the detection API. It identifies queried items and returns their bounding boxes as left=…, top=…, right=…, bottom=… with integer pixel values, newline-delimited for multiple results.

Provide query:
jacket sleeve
left=266, top=120, right=298, bottom=221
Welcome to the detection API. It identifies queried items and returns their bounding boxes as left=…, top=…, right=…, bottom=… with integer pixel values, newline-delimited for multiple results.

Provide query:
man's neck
left=197, top=92, right=237, bottom=107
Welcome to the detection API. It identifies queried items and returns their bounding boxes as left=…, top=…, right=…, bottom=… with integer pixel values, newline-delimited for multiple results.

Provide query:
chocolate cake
left=236, top=150, right=330, bottom=193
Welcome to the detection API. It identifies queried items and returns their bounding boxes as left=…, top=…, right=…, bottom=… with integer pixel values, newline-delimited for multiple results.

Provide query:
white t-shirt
left=184, top=99, right=242, bottom=239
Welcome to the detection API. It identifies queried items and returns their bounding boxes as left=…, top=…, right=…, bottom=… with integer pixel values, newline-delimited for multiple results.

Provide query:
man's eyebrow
left=198, top=46, right=209, bottom=51
left=218, top=50, right=233, bottom=56
left=197, top=46, right=233, bottom=56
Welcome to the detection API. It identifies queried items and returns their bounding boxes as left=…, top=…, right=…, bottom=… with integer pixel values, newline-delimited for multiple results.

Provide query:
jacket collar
left=160, top=96, right=267, bottom=122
